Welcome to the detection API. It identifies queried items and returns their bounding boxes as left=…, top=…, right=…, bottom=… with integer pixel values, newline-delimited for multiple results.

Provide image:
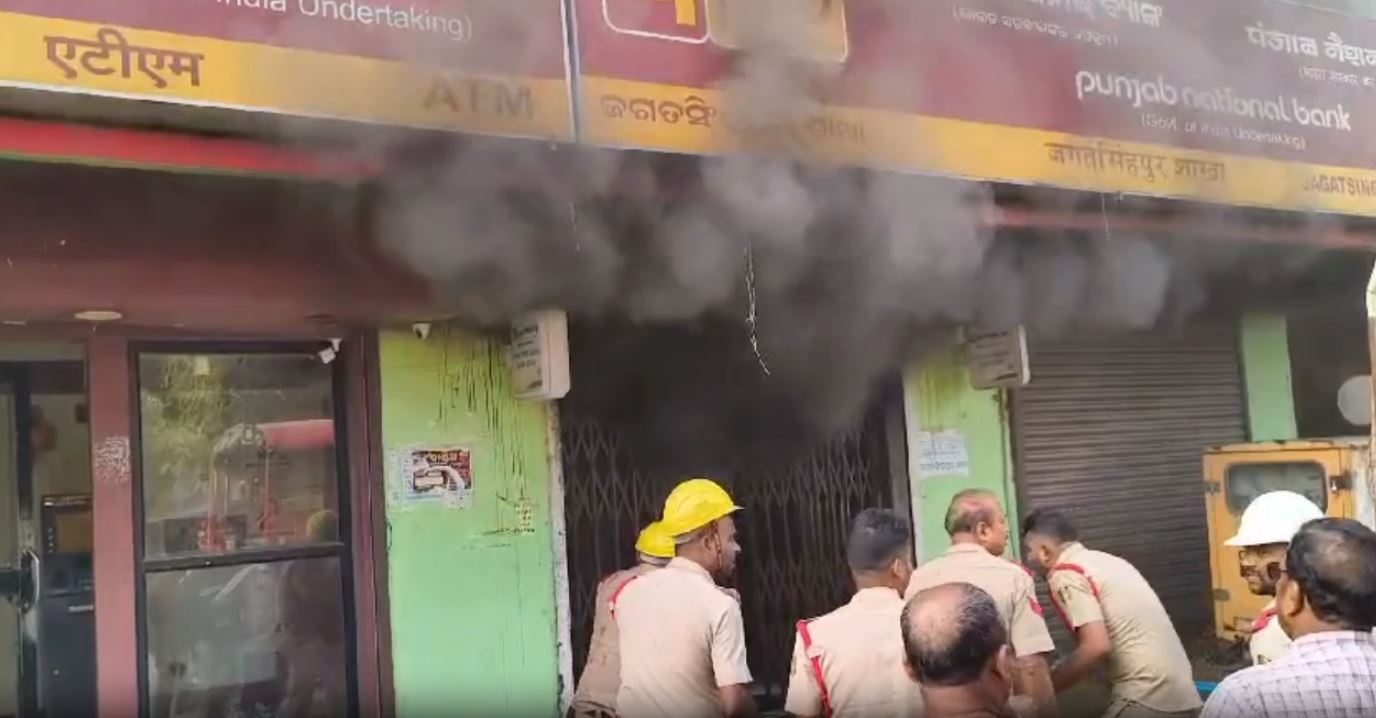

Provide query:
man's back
left=1047, top=544, right=1200, bottom=712
left=908, top=544, right=1055, bottom=660
left=785, top=588, right=924, bottom=717
left=615, top=558, right=752, bottom=718
left=1201, top=631, right=1376, bottom=718
left=573, top=564, right=660, bottom=716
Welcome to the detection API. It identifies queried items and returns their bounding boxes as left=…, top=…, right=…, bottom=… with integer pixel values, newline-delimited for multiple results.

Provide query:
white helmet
left=1225, top=490, right=1325, bottom=547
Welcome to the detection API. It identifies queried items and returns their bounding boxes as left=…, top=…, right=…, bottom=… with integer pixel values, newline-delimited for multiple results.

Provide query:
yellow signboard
left=0, top=3, right=573, bottom=140
left=583, top=77, right=1376, bottom=217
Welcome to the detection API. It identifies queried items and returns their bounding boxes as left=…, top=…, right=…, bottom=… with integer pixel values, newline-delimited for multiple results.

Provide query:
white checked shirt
left=1202, top=631, right=1376, bottom=718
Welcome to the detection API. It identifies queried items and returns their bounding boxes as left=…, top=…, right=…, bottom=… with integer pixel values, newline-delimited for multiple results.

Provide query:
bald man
left=902, top=583, right=1017, bottom=718
left=907, top=490, right=1056, bottom=718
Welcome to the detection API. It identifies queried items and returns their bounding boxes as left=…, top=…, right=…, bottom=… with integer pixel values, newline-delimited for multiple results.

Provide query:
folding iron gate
left=561, top=408, right=898, bottom=707
left=561, top=415, right=660, bottom=678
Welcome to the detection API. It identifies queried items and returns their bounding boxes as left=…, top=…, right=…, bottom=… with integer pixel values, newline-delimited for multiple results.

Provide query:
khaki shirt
left=1046, top=543, right=1201, bottom=713
left=784, top=587, right=925, bottom=718
left=906, top=543, right=1056, bottom=658
left=1248, top=599, right=1289, bottom=666
left=615, top=558, right=753, bottom=718
left=573, top=564, right=661, bottom=715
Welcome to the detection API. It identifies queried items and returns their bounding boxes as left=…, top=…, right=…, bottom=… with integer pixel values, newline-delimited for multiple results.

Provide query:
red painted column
left=347, top=333, right=394, bottom=718
left=88, top=338, right=139, bottom=718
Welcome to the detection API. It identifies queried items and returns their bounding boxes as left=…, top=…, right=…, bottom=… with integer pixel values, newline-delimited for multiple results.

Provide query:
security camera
left=412, top=322, right=432, bottom=341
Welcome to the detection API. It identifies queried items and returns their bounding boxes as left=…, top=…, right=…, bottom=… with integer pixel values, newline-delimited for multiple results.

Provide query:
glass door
left=136, top=349, right=356, bottom=718
left=0, top=359, right=98, bottom=718
left=0, top=368, right=32, bottom=718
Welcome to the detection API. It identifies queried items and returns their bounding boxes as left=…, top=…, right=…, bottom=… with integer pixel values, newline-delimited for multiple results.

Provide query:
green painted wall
left=380, top=326, right=561, bottom=717
left=1241, top=313, right=1299, bottom=442
left=902, top=339, right=1018, bottom=560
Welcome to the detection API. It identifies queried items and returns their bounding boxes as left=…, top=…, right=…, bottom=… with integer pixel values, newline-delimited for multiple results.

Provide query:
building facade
left=1, top=1, right=1376, bottom=717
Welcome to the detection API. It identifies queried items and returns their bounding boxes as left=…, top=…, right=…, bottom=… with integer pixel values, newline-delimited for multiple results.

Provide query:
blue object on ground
left=1196, top=681, right=1218, bottom=699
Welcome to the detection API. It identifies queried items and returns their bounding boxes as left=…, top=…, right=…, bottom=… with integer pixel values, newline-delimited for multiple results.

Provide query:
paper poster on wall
left=915, top=430, right=971, bottom=479
left=403, top=447, right=474, bottom=508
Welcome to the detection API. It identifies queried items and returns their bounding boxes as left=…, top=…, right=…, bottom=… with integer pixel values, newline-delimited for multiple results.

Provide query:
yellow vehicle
left=1203, top=439, right=1375, bottom=642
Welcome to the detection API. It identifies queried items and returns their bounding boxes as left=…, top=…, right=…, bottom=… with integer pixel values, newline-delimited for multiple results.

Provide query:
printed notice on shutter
left=915, top=429, right=971, bottom=479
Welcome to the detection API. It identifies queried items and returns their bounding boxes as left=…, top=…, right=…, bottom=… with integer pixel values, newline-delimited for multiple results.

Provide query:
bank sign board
left=0, top=0, right=572, bottom=139
left=576, top=0, right=1376, bottom=216
left=5, top=1, right=1376, bottom=216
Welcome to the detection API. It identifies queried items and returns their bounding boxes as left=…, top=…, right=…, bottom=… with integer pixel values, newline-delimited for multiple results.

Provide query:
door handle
left=19, top=548, right=40, bottom=611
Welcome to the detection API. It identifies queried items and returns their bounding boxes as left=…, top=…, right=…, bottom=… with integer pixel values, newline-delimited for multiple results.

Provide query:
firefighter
left=571, top=522, right=677, bottom=718
left=1022, top=510, right=1201, bottom=718
left=785, top=508, right=924, bottom=718
left=1223, top=490, right=1324, bottom=665
left=906, top=490, right=1057, bottom=718
left=614, top=478, right=756, bottom=718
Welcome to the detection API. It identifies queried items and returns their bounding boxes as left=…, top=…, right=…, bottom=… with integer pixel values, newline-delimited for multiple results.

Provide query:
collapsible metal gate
left=560, top=416, right=660, bottom=678
left=1011, top=327, right=1247, bottom=642
left=561, top=408, right=897, bottom=707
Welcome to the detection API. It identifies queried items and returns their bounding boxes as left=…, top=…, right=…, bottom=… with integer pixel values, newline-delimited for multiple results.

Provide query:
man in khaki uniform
left=906, top=490, right=1057, bottom=718
left=786, top=509, right=924, bottom=718
left=1021, top=510, right=1201, bottom=718
left=615, top=479, right=757, bottom=718
left=571, top=522, right=676, bottom=718
left=1222, top=491, right=1324, bottom=666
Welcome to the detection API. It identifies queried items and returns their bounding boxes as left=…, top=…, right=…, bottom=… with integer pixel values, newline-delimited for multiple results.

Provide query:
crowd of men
left=570, top=479, right=1376, bottom=718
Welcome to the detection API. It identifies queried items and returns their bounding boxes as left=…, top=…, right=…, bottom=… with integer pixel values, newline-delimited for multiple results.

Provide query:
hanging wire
left=744, top=238, right=772, bottom=376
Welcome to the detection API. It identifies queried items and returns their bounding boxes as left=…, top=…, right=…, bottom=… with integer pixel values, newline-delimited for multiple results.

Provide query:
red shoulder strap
left=1252, top=607, right=1278, bottom=633
left=1047, top=563, right=1101, bottom=631
left=796, top=620, right=833, bottom=718
left=609, top=575, right=641, bottom=620
left=1050, top=563, right=1101, bottom=599
left=1016, top=563, right=1046, bottom=616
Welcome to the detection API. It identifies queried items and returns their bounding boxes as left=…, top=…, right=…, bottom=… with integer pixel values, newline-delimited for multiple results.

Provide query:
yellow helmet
left=660, top=478, right=742, bottom=537
left=305, top=510, right=339, bottom=541
left=635, top=521, right=675, bottom=559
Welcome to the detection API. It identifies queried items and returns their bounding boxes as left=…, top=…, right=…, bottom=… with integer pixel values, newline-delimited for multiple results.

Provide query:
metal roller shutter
left=1012, top=326, right=1247, bottom=646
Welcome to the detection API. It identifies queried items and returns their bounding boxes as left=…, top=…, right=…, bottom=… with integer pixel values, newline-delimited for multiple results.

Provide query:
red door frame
left=83, top=332, right=391, bottom=718
left=88, top=338, right=139, bottom=718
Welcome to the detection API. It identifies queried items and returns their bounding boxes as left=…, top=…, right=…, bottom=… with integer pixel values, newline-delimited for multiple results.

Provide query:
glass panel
left=0, top=379, right=19, bottom=717
left=1225, top=462, right=1328, bottom=514
left=31, top=377, right=98, bottom=718
left=145, top=557, right=348, bottom=718
left=139, top=354, right=338, bottom=559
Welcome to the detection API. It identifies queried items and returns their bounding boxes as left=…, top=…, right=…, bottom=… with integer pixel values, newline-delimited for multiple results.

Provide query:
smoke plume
left=371, top=0, right=1330, bottom=433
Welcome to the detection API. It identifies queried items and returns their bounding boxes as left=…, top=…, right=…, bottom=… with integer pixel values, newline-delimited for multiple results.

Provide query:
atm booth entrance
left=0, top=352, right=96, bottom=718
left=0, top=340, right=375, bottom=718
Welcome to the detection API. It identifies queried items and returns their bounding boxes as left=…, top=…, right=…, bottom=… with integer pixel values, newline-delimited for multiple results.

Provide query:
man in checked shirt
left=1202, top=518, right=1376, bottom=718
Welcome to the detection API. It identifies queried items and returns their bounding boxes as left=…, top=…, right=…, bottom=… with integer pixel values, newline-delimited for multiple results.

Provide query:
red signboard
left=576, top=0, right=1376, bottom=215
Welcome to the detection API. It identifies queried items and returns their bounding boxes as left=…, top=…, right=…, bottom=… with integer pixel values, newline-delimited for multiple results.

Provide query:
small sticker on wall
left=914, top=429, right=971, bottom=479
left=401, top=447, right=474, bottom=508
